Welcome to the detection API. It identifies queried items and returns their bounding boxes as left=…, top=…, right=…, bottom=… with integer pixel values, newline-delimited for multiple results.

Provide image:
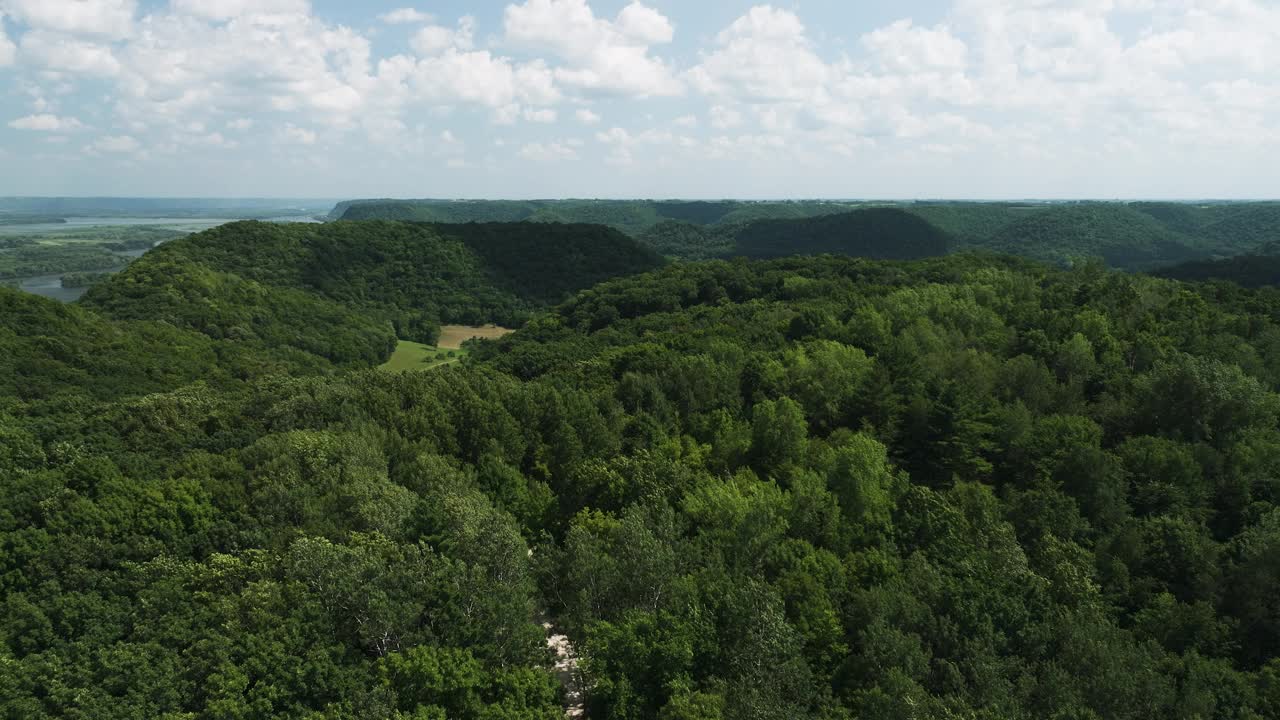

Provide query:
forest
left=4, top=214, right=1280, bottom=718
left=339, top=200, right=1280, bottom=272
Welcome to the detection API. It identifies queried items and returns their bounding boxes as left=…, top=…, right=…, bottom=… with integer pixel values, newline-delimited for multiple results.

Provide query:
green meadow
left=379, top=340, right=464, bottom=372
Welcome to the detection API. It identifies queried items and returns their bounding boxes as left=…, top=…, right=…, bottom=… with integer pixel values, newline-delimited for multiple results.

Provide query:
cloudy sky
left=0, top=0, right=1276, bottom=199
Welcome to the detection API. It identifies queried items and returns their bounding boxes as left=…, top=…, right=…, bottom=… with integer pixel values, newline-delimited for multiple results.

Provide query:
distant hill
left=636, top=208, right=950, bottom=262
left=732, top=208, right=951, bottom=260
left=1153, top=252, right=1280, bottom=289
left=1130, top=202, right=1280, bottom=254
left=333, top=199, right=864, bottom=235
left=967, top=203, right=1212, bottom=270
left=82, top=220, right=664, bottom=364
left=331, top=199, right=1280, bottom=272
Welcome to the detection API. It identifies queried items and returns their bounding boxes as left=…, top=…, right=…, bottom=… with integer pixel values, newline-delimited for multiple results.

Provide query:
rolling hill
left=81, top=220, right=664, bottom=364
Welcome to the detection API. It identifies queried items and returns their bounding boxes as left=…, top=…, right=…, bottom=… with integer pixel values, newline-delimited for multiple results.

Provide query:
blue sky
left=0, top=0, right=1276, bottom=199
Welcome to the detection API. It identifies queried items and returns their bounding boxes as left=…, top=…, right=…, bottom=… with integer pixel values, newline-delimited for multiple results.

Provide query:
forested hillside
left=334, top=199, right=860, bottom=236
left=336, top=200, right=1280, bottom=272
left=732, top=208, right=950, bottom=259
left=81, top=220, right=663, bottom=360
left=1155, top=254, right=1280, bottom=288
left=638, top=208, right=950, bottom=262
left=5, top=245, right=1280, bottom=717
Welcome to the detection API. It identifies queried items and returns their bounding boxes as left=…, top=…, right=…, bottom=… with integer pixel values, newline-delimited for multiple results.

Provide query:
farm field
left=437, top=323, right=514, bottom=349
left=380, top=326, right=514, bottom=372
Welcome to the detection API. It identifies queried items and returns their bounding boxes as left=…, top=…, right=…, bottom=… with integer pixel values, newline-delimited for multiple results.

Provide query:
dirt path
left=544, top=619, right=585, bottom=719
left=530, top=548, right=585, bottom=718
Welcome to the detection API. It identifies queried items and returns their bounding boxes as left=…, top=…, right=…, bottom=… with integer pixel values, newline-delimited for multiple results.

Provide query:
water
left=0, top=215, right=321, bottom=236
left=6, top=215, right=325, bottom=302
left=0, top=217, right=241, bottom=236
left=14, top=273, right=95, bottom=303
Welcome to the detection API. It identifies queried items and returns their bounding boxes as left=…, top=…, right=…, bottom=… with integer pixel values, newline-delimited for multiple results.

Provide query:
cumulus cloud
left=0, top=16, right=14, bottom=66
left=86, top=134, right=139, bottom=153
left=710, top=105, right=743, bottom=130
left=595, top=125, right=695, bottom=165
left=2, top=0, right=1279, bottom=191
left=411, top=16, right=474, bottom=55
left=20, top=31, right=121, bottom=75
left=2, top=0, right=136, bottom=39
left=523, top=108, right=557, bottom=123
left=378, top=8, right=432, bottom=25
left=278, top=123, right=316, bottom=145
left=686, top=6, right=829, bottom=102
left=519, top=140, right=578, bottom=161
left=861, top=19, right=967, bottom=74
left=504, top=0, right=681, bottom=97
left=8, top=113, right=85, bottom=131
left=168, top=0, right=310, bottom=22
left=112, top=6, right=373, bottom=129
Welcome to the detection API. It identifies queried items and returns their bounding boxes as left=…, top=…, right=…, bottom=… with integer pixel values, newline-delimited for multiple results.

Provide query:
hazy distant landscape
left=0, top=198, right=332, bottom=300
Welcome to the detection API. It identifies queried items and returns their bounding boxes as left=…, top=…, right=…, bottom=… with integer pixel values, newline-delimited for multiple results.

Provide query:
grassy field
left=379, top=341, right=464, bottom=372
left=380, top=326, right=514, bottom=373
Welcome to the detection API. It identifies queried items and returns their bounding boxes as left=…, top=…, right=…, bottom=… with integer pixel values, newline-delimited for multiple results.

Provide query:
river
left=6, top=216, right=323, bottom=302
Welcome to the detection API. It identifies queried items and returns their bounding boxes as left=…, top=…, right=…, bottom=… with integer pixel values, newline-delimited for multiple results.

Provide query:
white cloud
left=86, top=134, right=139, bottom=153
left=710, top=105, right=742, bottom=129
left=8, top=113, right=85, bottom=131
left=3, top=0, right=136, bottom=39
left=615, top=2, right=673, bottom=45
left=861, top=19, right=967, bottom=74
left=519, top=140, right=578, bottom=161
left=411, top=16, right=474, bottom=55
left=378, top=8, right=432, bottom=25
left=0, top=17, right=15, bottom=66
left=523, top=108, right=557, bottom=123
left=278, top=124, right=316, bottom=144
left=504, top=0, right=681, bottom=97
left=686, top=6, right=829, bottom=102
left=20, top=31, right=121, bottom=75
left=409, top=50, right=561, bottom=115
left=112, top=7, right=374, bottom=129
left=595, top=125, right=694, bottom=165
left=168, top=0, right=310, bottom=22
left=3, top=0, right=1279, bottom=196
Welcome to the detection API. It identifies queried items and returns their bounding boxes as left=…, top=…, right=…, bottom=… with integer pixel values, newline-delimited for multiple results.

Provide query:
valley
left=4, top=206, right=1280, bottom=718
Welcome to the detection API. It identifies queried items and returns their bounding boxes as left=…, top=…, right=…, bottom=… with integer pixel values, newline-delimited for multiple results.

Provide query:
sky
left=0, top=0, right=1277, bottom=200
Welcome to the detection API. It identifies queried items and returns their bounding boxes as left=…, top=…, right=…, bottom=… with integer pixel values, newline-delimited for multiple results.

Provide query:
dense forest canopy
left=334, top=200, right=1280, bottom=272
left=4, top=210, right=1280, bottom=717
left=79, top=220, right=663, bottom=363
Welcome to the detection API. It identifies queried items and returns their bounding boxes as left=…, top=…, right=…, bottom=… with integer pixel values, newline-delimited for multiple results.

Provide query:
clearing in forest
left=379, top=340, right=462, bottom=372
left=380, top=326, right=513, bottom=372
left=437, top=324, right=514, bottom=349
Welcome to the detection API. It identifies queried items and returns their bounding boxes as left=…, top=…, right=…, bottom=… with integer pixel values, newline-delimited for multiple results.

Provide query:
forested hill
left=333, top=198, right=861, bottom=235
left=963, top=204, right=1211, bottom=270
left=335, top=199, right=1280, bottom=271
left=729, top=207, right=950, bottom=260
left=79, top=220, right=663, bottom=365
left=637, top=208, right=951, bottom=262
left=1154, top=253, right=1280, bottom=288
left=8, top=251, right=1280, bottom=717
